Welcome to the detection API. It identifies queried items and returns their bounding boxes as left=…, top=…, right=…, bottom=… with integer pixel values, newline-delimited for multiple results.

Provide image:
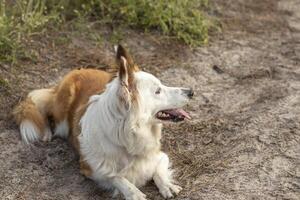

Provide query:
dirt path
left=1, top=0, right=300, bottom=199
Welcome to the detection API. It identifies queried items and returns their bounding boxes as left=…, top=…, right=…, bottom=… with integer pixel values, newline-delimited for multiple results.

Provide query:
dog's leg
left=153, top=152, right=182, bottom=199
left=111, top=176, right=147, bottom=200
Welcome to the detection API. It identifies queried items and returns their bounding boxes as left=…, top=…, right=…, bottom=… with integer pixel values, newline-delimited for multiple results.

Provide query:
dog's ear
left=118, top=56, right=135, bottom=109
left=119, top=56, right=133, bottom=87
left=115, top=44, right=139, bottom=71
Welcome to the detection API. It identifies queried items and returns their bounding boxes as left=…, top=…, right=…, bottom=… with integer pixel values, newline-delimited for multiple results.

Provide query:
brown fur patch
left=70, top=101, right=92, bottom=152
left=50, top=69, right=112, bottom=139
left=52, top=69, right=112, bottom=177
left=79, top=157, right=92, bottom=177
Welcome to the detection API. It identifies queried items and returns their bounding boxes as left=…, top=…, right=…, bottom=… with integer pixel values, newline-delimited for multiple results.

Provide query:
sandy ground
left=1, top=0, right=300, bottom=199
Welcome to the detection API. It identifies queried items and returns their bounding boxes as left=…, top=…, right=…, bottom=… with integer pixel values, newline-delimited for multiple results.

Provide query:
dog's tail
left=13, top=88, right=54, bottom=144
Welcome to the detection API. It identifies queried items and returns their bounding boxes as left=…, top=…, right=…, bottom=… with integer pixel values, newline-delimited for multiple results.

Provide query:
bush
left=52, top=0, right=211, bottom=46
left=97, top=0, right=210, bottom=46
left=0, top=0, right=213, bottom=63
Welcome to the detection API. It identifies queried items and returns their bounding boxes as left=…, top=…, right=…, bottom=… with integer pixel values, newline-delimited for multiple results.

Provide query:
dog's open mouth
left=156, top=108, right=191, bottom=122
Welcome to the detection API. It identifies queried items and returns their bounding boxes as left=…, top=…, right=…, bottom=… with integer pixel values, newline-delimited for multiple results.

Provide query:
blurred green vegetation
left=0, top=0, right=214, bottom=63
left=0, top=0, right=60, bottom=63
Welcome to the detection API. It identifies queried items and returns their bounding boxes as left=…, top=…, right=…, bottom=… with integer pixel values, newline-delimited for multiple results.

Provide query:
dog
left=14, top=45, right=194, bottom=200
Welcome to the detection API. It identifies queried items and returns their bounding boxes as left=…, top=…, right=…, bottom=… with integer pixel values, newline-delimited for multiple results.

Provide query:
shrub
left=0, top=0, right=213, bottom=63
left=56, top=0, right=211, bottom=46
left=97, top=0, right=210, bottom=46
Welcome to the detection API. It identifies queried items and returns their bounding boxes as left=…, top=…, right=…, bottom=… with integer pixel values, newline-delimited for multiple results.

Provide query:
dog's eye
left=155, top=87, right=161, bottom=94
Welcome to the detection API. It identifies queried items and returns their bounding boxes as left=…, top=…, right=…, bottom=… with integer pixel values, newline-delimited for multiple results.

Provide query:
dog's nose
left=187, top=88, right=194, bottom=98
left=182, top=88, right=194, bottom=99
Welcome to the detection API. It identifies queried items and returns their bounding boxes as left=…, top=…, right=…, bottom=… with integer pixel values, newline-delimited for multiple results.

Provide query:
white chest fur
left=78, top=93, right=163, bottom=188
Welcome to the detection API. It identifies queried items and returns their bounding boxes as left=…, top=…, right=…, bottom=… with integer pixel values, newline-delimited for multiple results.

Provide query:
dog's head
left=115, top=45, right=193, bottom=123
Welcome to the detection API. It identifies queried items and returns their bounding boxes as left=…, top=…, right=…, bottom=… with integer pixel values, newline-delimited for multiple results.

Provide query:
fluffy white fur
left=79, top=68, right=190, bottom=200
left=20, top=120, right=40, bottom=144
left=20, top=121, right=52, bottom=144
left=54, top=119, right=69, bottom=138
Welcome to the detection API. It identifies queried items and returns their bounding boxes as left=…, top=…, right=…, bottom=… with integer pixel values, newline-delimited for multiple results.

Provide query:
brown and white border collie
left=13, top=45, right=194, bottom=200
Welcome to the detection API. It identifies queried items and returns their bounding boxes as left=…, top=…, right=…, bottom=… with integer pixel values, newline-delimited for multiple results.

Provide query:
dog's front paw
left=159, top=184, right=182, bottom=199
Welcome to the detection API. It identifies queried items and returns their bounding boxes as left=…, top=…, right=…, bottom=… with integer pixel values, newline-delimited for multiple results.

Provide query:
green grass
left=97, top=0, right=211, bottom=46
left=0, top=0, right=60, bottom=63
left=0, top=0, right=214, bottom=64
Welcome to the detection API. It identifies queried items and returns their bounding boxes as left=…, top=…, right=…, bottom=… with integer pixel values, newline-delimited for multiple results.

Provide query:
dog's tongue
left=169, top=109, right=191, bottom=120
